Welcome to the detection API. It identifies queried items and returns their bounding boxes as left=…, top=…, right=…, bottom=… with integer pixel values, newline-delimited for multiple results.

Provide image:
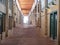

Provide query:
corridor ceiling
left=18, top=0, right=34, bottom=16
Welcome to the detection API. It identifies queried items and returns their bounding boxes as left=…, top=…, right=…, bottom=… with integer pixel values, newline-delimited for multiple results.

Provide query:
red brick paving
left=1, top=25, right=56, bottom=45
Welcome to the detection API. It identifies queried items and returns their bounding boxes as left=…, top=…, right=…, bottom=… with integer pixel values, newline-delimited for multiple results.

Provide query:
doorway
left=50, top=11, right=57, bottom=40
left=0, top=11, right=6, bottom=40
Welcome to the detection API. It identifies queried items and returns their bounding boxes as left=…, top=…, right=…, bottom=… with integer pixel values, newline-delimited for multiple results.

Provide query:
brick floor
left=1, top=24, right=56, bottom=45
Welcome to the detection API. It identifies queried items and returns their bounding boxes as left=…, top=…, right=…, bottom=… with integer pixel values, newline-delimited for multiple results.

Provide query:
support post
left=39, top=0, right=41, bottom=28
left=45, top=0, right=48, bottom=35
left=5, top=0, right=9, bottom=37
left=12, top=0, right=15, bottom=27
left=36, top=1, right=39, bottom=27
left=57, top=0, right=60, bottom=45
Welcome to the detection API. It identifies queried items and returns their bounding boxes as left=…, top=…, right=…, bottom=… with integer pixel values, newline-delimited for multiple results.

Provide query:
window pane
left=0, top=0, right=2, bottom=3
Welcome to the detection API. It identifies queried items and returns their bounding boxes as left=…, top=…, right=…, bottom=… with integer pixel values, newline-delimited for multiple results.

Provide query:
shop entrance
left=50, top=11, right=57, bottom=39
left=0, top=11, right=5, bottom=40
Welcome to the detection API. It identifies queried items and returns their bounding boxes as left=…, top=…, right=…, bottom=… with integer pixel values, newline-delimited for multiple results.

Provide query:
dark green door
left=0, top=12, right=3, bottom=40
left=50, top=11, right=57, bottom=39
left=0, top=13, right=3, bottom=34
left=54, top=11, right=57, bottom=39
left=50, top=13, right=54, bottom=39
left=0, top=12, right=5, bottom=40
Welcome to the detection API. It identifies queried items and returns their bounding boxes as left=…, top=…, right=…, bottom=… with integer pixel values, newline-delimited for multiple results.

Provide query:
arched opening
left=23, top=16, right=29, bottom=24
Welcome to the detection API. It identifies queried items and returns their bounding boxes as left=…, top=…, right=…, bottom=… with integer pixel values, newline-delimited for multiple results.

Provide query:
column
left=57, top=0, right=60, bottom=45
left=8, top=0, right=13, bottom=29
left=38, top=0, right=41, bottom=28
left=35, top=7, right=37, bottom=26
left=12, top=0, right=15, bottom=27
left=5, top=0, right=9, bottom=37
left=45, top=0, right=48, bottom=35
left=12, top=0, right=14, bottom=27
left=36, top=1, right=39, bottom=27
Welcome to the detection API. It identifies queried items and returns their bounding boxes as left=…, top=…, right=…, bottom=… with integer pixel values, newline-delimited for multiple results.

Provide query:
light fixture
left=46, top=6, right=50, bottom=9
left=51, top=1, right=56, bottom=5
left=41, top=11, right=43, bottom=12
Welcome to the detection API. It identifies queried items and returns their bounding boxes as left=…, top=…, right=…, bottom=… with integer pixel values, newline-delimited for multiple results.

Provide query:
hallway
left=1, top=25, right=56, bottom=45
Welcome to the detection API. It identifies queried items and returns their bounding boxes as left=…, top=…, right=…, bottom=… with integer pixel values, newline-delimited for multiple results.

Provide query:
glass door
left=50, top=11, right=57, bottom=40
left=50, top=13, right=54, bottom=39
left=0, top=12, right=6, bottom=40
left=0, top=12, right=3, bottom=34
left=54, top=11, right=57, bottom=39
left=0, top=12, right=3, bottom=40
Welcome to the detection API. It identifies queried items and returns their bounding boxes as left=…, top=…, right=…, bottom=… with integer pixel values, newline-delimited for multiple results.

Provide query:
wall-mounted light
left=41, top=11, right=43, bottom=12
left=46, top=6, right=50, bottom=9
left=45, top=5, right=50, bottom=10
left=14, top=13, right=16, bottom=15
left=51, top=1, right=56, bottom=5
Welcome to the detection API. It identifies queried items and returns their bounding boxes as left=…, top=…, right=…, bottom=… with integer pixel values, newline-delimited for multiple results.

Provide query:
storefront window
left=2, top=0, right=6, bottom=5
left=0, top=12, right=2, bottom=26
left=48, top=0, right=52, bottom=3
left=0, top=0, right=2, bottom=2
left=41, top=0, right=45, bottom=9
left=48, top=0, right=56, bottom=5
left=9, top=0, right=13, bottom=10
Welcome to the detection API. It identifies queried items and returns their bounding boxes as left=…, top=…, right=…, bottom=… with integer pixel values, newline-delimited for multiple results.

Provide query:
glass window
left=41, top=0, right=45, bottom=9
left=9, top=0, right=13, bottom=10
left=48, top=0, right=56, bottom=5
left=2, top=0, right=6, bottom=5
left=0, top=0, right=2, bottom=3
left=48, top=0, right=52, bottom=3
